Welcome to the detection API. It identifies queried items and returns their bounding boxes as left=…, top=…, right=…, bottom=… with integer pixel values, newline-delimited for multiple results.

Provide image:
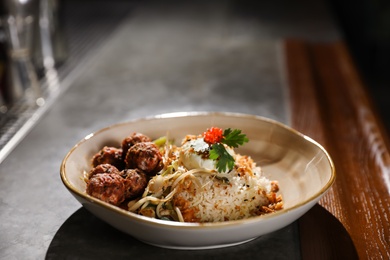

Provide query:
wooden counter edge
left=283, top=39, right=390, bottom=259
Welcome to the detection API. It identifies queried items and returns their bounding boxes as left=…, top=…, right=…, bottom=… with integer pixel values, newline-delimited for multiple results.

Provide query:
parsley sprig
left=205, top=128, right=249, bottom=172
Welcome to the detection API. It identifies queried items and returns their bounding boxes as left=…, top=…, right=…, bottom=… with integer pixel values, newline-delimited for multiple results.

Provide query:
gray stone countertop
left=0, top=0, right=339, bottom=259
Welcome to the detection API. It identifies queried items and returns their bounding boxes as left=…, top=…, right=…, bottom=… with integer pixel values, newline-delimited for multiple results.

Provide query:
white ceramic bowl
left=60, top=112, right=335, bottom=250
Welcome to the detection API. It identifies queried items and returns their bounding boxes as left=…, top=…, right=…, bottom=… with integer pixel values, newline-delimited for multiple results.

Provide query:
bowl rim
left=60, top=111, right=335, bottom=229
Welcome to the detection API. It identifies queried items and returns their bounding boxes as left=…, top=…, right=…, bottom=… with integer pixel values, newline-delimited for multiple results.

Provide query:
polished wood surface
left=284, top=40, right=390, bottom=259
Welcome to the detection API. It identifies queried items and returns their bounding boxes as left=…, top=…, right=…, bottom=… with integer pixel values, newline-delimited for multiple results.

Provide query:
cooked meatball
left=121, top=169, right=148, bottom=199
left=92, top=146, right=125, bottom=170
left=86, top=173, right=126, bottom=205
left=125, top=142, right=163, bottom=175
left=121, top=133, right=151, bottom=158
left=88, top=164, right=120, bottom=179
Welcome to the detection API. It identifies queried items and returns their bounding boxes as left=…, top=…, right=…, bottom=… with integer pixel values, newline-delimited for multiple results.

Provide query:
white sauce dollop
left=179, top=137, right=235, bottom=173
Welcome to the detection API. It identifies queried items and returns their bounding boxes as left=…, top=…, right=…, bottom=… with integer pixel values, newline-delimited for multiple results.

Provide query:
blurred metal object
left=1, top=0, right=39, bottom=18
left=0, top=44, right=7, bottom=113
left=33, top=0, right=67, bottom=73
left=1, top=15, right=42, bottom=106
left=1, top=0, right=40, bottom=107
left=36, top=0, right=63, bottom=94
left=1, top=0, right=67, bottom=70
left=0, top=0, right=135, bottom=164
left=1, top=0, right=67, bottom=89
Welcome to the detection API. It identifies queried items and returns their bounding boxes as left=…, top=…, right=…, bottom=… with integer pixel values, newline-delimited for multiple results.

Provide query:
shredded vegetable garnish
left=128, top=164, right=215, bottom=222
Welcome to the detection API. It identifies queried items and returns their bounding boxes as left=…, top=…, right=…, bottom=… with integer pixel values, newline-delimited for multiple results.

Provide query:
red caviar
left=203, top=127, right=223, bottom=144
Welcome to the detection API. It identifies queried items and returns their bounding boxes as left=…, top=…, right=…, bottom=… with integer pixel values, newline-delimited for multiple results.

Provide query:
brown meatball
left=121, top=133, right=151, bottom=159
left=86, top=173, right=126, bottom=205
left=125, top=142, right=163, bottom=175
left=88, top=164, right=120, bottom=179
left=121, top=169, right=148, bottom=199
left=92, top=146, right=125, bottom=170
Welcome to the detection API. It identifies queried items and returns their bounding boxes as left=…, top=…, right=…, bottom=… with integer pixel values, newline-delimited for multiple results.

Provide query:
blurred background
left=330, top=0, right=390, bottom=130
left=0, top=0, right=389, bottom=151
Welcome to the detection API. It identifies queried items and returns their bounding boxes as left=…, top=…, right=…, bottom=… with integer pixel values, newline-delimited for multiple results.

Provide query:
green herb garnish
left=203, top=127, right=249, bottom=172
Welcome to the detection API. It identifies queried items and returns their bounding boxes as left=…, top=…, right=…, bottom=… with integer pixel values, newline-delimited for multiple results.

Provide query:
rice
left=173, top=156, right=276, bottom=222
